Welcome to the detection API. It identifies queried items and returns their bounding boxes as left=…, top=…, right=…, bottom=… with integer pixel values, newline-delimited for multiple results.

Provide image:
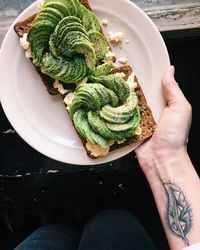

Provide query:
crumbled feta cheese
left=19, top=33, right=33, bottom=59
left=109, top=139, right=126, bottom=146
left=63, top=92, right=75, bottom=111
left=101, top=19, right=109, bottom=26
left=119, top=57, right=128, bottom=65
left=127, top=72, right=137, bottom=92
left=129, top=82, right=138, bottom=92
left=109, top=140, right=115, bottom=146
left=127, top=72, right=135, bottom=85
left=25, top=48, right=33, bottom=59
left=112, top=63, right=118, bottom=69
left=53, top=80, right=60, bottom=89
left=86, top=141, right=110, bottom=157
left=134, top=125, right=142, bottom=136
left=20, top=33, right=29, bottom=50
left=76, top=77, right=88, bottom=85
left=37, top=0, right=45, bottom=9
left=117, top=139, right=126, bottom=144
left=104, top=51, right=115, bottom=63
left=108, top=32, right=124, bottom=45
left=114, top=72, right=126, bottom=78
left=53, top=80, right=69, bottom=95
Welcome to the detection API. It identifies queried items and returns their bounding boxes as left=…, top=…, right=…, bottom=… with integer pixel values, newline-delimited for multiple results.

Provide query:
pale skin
left=135, top=66, right=200, bottom=250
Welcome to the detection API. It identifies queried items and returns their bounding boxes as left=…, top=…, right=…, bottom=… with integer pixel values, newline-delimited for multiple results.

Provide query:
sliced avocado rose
left=69, top=77, right=141, bottom=148
left=27, top=0, right=111, bottom=82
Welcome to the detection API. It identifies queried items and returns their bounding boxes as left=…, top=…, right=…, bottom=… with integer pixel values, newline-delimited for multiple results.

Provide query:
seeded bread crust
left=14, top=0, right=156, bottom=159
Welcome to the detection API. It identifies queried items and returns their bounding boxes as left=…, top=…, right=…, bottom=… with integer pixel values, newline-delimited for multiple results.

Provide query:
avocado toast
left=14, top=0, right=156, bottom=158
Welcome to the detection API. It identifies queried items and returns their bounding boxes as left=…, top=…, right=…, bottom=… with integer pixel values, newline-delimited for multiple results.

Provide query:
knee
left=86, top=209, right=139, bottom=230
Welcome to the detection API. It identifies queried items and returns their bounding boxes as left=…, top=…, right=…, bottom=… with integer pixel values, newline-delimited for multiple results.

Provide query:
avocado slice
left=100, top=93, right=138, bottom=124
left=53, top=16, right=82, bottom=36
left=48, top=15, right=96, bottom=68
left=72, top=41, right=96, bottom=70
left=71, top=0, right=83, bottom=18
left=30, top=33, right=50, bottom=66
left=73, top=109, right=110, bottom=148
left=89, top=74, right=130, bottom=104
left=27, top=20, right=55, bottom=42
left=90, top=63, right=113, bottom=77
left=69, top=90, right=99, bottom=118
left=69, top=79, right=120, bottom=117
left=89, top=31, right=109, bottom=60
left=71, top=83, right=108, bottom=113
left=35, top=6, right=65, bottom=25
left=41, top=53, right=87, bottom=83
left=88, top=111, right=127, bottom=140
left=106, top=106, right=141, bottom=132
left=90, top=83, right=112, bottom=106
left=43, top=0, right=77, bottom=17
left=27, top=20, right=55, bottom=65
left=76, top=84, right=102, bottom=109
left=69, top=83, right=118, bottom=117
left=61, top=31, right=90, bottom=51
left=81, top=6, right=100, bottom=32
left=67, top=56, right=89, bottom=82
left=48, top=16, right=88, bottom=57
left=43, top=0, right=82, bottom=17
left=50, top=31, right=90, bottom=57
left=58, top=23, right=88, bottom=40
left=69, top=96, right=90, bottom=118
left=107, top=89, right=119, bottom=107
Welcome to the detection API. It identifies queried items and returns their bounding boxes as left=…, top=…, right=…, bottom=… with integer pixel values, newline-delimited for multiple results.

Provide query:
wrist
left=151, top=146, right=188, bottom=169
left=136, top=146, right=191, bottom=187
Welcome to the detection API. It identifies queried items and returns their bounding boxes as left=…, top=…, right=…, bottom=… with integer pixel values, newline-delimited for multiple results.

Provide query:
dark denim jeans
left=15, top=209, right=157, bottom=250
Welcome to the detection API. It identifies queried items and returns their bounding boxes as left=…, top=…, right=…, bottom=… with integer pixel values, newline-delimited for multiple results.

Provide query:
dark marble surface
left=0, top=0, right=197, bottom=12
left=0, top=0, right=33, bottom=13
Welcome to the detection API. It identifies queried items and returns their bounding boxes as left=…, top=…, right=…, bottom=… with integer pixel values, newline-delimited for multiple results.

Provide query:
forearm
left=137, top=149, right=200, bottom=250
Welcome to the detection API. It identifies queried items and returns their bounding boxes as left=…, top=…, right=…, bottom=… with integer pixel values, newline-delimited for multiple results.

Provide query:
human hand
left=135, top=66, right=192, bottom=176
left=135, top=67, right=200, bottom=250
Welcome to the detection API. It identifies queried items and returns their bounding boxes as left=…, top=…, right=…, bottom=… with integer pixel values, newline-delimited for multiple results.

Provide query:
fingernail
left=169, top=65, right=175, bottom=78
left=168, top=65, right=177, bottom=86
left=169, top=65, right=179, bottom=87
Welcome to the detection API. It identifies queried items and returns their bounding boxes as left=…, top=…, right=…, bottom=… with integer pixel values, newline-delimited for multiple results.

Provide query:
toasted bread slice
left=77, top=66, right=156, bottom=158
left=14, top=0, right=156, bottom=158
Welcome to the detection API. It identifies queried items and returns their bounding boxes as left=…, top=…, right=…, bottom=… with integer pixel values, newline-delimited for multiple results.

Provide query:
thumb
left=162, top=66, right=186, bottom=107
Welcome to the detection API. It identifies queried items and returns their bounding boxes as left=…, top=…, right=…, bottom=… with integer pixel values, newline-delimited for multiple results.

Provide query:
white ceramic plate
left=0, top=0, right=170, bottom=165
